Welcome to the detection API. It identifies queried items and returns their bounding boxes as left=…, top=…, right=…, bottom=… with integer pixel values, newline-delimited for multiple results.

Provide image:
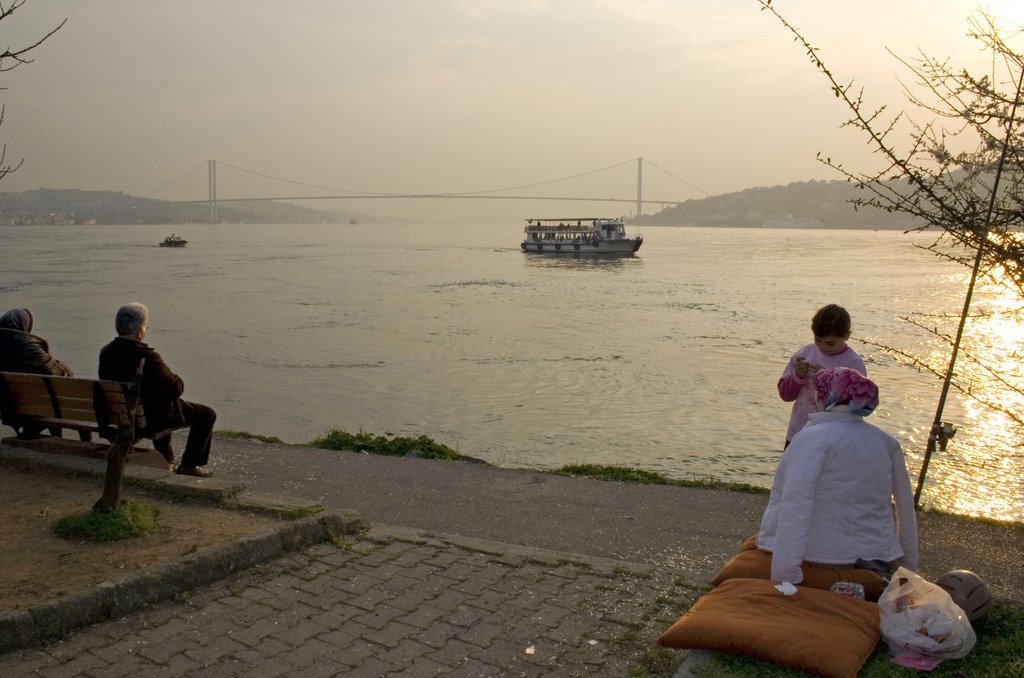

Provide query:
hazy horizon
left=2, top=1, right=1022, bottom=222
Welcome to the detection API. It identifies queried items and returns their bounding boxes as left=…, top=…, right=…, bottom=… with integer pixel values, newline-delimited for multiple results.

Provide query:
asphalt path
left=210, top=438, right=1023, bottom=604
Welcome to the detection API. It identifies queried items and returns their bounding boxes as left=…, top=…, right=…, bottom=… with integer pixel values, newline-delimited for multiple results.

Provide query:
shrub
left=309, top=428, right=465, bottom=461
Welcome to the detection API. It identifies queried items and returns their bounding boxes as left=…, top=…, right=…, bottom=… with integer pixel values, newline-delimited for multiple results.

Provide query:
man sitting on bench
left=99, top=303, right=216, bottom=477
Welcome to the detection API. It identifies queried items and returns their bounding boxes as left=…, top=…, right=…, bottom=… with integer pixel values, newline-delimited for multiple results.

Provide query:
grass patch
left=53, top=499, right=160, bottom=541
left=308, top=428, right=467, bottom=461
left=553, top=464, right=769, bottom=494
left=623, top=581, right=704, bottom=677
left=215, top=429, right=288, bottom=445
left=557, top=464, right=671, bottom=484
left=686, top=600, right=1024, bottom=677
left=227, top=426, right=771, bottom=493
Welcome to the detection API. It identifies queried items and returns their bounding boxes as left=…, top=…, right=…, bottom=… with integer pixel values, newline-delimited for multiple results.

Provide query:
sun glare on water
left=921, top=282, right=1024, bottom=522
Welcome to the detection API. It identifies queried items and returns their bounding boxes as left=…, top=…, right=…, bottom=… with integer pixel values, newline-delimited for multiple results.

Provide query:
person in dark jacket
left=0, top=307, right=75, bottom=438
left=0, top=308, right=74, bottom=376
left=98, top=303, right=216, bottom=477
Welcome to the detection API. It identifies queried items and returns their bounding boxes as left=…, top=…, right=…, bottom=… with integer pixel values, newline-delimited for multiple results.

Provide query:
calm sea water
left=2, top=222, right=1021, bottom=522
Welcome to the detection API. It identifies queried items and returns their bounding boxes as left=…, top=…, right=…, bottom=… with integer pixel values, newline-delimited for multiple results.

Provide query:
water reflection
left=520, top=252, right=642, bottom=271
left=916, top=283, right=1024, bottom=521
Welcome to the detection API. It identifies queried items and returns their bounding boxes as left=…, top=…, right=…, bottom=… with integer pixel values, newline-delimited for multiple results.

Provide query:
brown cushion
left=658, top=577, right=880, bottom=678
left=712, top=540, right=886, bottom=601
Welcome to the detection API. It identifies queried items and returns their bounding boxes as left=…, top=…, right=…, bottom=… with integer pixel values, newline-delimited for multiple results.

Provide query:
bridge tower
left=636, top=157, right=643, bottom=217
left=207, top=159, right=218, bottom=223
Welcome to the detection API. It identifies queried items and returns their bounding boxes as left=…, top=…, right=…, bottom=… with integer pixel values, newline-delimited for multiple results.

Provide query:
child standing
left=778, top=304, right=865, bottom=447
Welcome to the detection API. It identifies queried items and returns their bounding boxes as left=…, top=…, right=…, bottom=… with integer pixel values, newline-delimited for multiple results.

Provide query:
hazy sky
left=2, top=0, right=1022, bottom=221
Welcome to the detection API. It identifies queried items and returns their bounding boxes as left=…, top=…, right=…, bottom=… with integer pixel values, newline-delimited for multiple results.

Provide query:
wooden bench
left=0, top=370, right=176, bottom=469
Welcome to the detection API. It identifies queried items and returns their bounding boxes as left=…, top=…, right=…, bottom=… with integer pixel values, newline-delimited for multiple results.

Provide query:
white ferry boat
left=520, top=218, right=643, bottom=254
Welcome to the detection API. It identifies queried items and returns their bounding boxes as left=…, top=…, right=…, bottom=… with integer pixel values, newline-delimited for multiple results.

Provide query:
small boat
left=521, top=218, right=643, bottom=254
left=158, top=234, right=188, bottom=248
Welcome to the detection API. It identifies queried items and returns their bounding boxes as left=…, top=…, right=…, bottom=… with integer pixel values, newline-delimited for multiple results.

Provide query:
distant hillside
left=0, top=189, right=370, bottom=225
left=3, top=180, right=926, bottom=228
left=636, top=179, right=920, bottom=229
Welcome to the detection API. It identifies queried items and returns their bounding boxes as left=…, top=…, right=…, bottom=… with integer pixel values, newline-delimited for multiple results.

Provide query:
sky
left=2, top=0, right=1023, bottom=222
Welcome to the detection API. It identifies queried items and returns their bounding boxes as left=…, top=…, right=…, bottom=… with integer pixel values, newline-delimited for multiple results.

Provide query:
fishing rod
left=914, top=62, right=1024, bottom=506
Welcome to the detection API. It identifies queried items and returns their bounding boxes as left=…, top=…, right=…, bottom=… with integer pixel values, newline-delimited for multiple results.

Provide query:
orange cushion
left=712, top=539, right=886, bottom=601
left=658, top=578, right=880, bottom=678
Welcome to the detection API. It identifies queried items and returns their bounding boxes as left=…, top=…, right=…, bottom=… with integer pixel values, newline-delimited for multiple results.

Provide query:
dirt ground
left=0, top=464, right=284, bottom=610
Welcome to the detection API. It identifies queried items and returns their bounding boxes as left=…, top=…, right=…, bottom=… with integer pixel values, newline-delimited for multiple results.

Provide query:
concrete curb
left=0, top=447, right=370, bottom=654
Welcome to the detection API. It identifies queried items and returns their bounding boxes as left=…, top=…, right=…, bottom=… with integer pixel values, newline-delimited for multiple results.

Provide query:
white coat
left=756, top=410, right=919, bottom=583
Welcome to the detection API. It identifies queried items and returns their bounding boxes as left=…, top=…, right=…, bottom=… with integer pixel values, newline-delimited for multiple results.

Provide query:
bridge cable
left=641, top=158, right=711, bottom=197
left=142, top=162, right=207, bottom=198
left=213, top=158, right=640, bottom=198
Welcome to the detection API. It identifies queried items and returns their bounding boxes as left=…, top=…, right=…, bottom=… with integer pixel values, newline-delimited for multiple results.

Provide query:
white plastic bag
left=878, top=566, right=976, bottom=660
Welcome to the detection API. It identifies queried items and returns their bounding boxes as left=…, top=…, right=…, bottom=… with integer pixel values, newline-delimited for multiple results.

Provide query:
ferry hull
left=520, top=238, right=642, bottom=254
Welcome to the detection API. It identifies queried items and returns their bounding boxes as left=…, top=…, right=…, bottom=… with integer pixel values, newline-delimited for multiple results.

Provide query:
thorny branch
left=759, top=1, right=1024, bottom=451
left=760, top=1, right=1024, bottom=294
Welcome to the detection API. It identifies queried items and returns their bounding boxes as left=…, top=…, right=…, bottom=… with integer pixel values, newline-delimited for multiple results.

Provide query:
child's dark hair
left=811, top=304, right=852, bottom=338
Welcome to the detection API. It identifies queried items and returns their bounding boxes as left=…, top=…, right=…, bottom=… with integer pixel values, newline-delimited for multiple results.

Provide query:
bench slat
left=43, top=378, right=96, bottom=400
left=0, top=371, right=150, bottom=438
left=23, top=417, right=104, bottom=433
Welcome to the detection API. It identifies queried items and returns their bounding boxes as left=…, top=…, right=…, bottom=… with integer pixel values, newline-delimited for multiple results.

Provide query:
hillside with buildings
left=636, top=179, right=920, bottom=229
left=0, top=189, right=368, bottom=225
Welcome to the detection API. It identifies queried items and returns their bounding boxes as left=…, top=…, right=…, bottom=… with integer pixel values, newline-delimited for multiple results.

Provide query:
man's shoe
left=176, top=466, right=213, bottom=478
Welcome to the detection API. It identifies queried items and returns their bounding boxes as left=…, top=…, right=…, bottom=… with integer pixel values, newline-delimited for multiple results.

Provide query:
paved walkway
left=0, top=523, right=694, bottom=677
left=204, top=438, right=1024, bottom=605
left=0, top=438, right=1021, bottom=677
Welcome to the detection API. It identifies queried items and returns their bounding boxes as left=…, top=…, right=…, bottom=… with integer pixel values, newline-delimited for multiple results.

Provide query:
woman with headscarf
left=0, top=308, right=74, bottom=376
left=756, top=367, right=918, bottom=584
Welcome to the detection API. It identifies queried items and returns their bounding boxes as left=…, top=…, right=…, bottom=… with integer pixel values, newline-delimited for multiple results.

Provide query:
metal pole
left=636, top=157, right=643, bottom=217
left=914, top=64, right=1024, bottom=505
left=208, top=159, right=217, bottom=223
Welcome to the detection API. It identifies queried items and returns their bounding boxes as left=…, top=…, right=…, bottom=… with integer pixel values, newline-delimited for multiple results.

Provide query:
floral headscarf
left=0, top=308, right=33, bottom=333
left=814, top=367, right=878, bottom=416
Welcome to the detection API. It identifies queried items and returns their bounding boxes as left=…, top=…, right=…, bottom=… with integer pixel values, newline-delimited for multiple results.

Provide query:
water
left=2, top=222, right=1021, bottom=522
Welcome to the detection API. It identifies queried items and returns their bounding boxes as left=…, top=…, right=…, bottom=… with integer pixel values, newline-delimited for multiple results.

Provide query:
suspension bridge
left=148, top=157, right=708, bottom=223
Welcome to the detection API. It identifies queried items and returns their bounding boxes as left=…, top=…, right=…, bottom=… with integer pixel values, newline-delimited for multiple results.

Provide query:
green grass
left=308, top=428, right=467, bottom=461
left=687, top=601, right=1024, bottom=677
left=53, top=499, right=160, bottom=541
left=554, top=463, right=769, bottom=494
left=220, top=427, right=766, bottom=492
left=214, top=429, right=288, bottom=445
left=220, top=426, right=769, bottom=492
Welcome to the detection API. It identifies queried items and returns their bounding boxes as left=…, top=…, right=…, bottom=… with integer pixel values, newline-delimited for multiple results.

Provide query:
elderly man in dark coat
left=98, top=303, right=216, bottom=477
left=0, top=308, right=74, bottom=376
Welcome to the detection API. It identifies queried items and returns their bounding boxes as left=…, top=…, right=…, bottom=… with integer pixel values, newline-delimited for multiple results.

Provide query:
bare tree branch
left=0, top=0, right=66, bottom=183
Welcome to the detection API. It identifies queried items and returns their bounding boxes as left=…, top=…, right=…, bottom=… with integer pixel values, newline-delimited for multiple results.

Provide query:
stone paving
left=0, top=526, right=700, bottom=677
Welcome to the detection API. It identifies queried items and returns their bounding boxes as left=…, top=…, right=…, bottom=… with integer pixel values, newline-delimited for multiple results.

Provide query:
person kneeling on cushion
left=757, top=367, right=917, bottom=583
